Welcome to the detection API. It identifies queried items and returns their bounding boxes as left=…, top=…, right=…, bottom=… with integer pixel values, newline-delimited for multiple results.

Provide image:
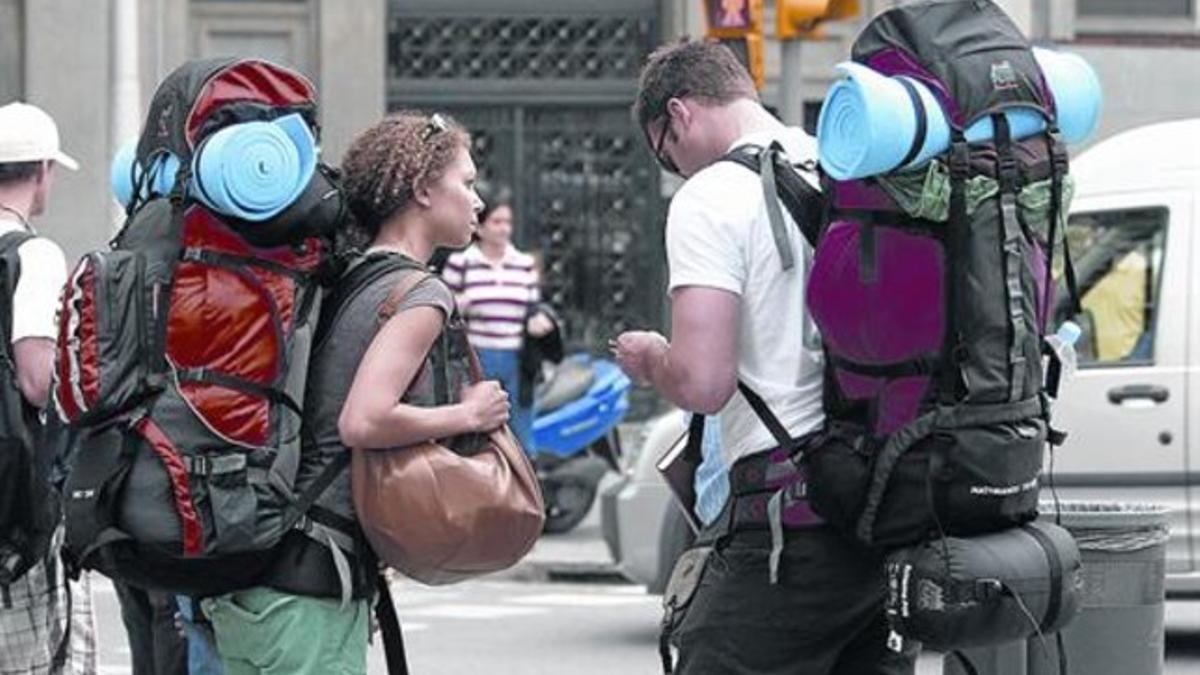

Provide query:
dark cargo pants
left=667, top=526, right=918, bottom=675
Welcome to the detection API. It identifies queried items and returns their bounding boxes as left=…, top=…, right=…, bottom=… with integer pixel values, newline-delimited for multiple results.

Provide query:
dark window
left=1057, top=207, right=1168, bottom=366
left=1077, top=0, right=1193, bottom=18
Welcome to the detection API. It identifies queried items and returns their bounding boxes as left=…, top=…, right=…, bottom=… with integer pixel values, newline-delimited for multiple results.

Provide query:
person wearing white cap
left=0, top=101, right=97, bottom=675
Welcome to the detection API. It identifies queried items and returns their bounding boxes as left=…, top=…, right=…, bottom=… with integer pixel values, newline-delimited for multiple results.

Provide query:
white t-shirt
left=0, top=217, right=68, bottom=344
left=666, top=127, right=825, bottom=465
left=441, top=244, right=540, bottom=351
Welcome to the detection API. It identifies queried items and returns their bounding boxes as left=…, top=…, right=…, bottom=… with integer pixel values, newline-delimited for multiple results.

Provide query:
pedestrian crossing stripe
left=404, top=604, right=545, bottom=620
left=506, top=593, right=658, bottom=607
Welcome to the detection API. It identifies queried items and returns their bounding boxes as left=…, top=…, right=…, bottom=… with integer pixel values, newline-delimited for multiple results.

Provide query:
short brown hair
left=340, top=111, right=470, bottom=241
left=632, top=38, right=758, bottom=132
left=0, top=161, right=41, bottom=186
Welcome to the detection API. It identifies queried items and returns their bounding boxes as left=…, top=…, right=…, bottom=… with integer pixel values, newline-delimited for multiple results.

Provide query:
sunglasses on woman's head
left=422, top=113, right=449, bottom=142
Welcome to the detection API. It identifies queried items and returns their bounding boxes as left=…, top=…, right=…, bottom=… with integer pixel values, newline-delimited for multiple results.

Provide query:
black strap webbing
left=375, top=573, right=409, bottom=675
left=737, top=381, right=799, bottom=453
left=281, top=451, right=350, bottom=533
left=0, top=231, right=34, bottom=365
left=681, top=411, right=707, bottom=464
left=720, top=145, right=823, bottom=249
left=940, top=136, right=970, bottom=403
left=1024, top=524, right=1065, bottom=633
left=308, top=503, right=358, bottom=535
left=176, top=368, right=302, bottom=416
left=683, top=381, right=799, bottom=461
left=180, top=247, right=306, bottom=281
left=949, top=650, right=981, bottom=675
left=830, top=354, right=939, bottom=379
left=895, top=78, right=929, bottom=171
left=1047, top=133, right=1081, bottom=319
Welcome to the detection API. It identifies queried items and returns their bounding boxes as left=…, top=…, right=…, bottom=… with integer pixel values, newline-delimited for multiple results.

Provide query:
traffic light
left=776, top=0, right=860, bottom=40
left=703, top=0, right=765, bottom=90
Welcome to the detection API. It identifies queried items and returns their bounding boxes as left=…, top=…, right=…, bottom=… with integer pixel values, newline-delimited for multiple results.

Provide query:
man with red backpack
left=613, top=41, right=915, bottom=674
left=0, top=101, right=96, bottom=674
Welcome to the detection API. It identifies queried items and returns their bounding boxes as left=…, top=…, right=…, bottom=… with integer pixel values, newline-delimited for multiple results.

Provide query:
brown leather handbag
left=350, top=272, right=545, bottom=586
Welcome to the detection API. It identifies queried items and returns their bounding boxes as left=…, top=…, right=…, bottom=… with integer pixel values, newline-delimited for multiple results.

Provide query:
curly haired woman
left=202, top=111, right=510, bottom=675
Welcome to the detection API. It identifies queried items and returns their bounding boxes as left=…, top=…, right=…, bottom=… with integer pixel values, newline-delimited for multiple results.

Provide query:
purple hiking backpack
left=723, top=0, right=1079, bottom=551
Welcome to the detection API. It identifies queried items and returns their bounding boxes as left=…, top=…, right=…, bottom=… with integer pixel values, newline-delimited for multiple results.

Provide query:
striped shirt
left=442, top=244, right=540, bottom=351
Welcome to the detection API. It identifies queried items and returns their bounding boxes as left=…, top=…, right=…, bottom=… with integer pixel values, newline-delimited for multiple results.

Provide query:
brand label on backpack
left=969, top=477, right=1038, bottom=497
left=990, top=61, right=1019, bottom=91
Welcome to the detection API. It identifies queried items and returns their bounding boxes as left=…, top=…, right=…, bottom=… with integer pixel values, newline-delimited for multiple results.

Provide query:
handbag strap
left=378, top=270, right=434, bottom=322
left=378, top=268, right=487, bottom=386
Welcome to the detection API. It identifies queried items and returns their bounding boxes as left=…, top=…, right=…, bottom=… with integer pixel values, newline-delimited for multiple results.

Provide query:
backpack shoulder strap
left=0, top=231, right=35, bottom=358
left=313, top=251, right=426, bottom=353
left=720, top=144, right=824, bottom=250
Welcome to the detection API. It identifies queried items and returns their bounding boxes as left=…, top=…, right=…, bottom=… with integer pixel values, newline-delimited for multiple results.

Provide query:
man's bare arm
left=12, top=337, right=55, bottom=409
left=647, top=286, right=739, bottom=414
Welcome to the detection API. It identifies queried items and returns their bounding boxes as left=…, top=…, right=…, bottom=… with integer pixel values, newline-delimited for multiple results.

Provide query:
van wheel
left=650, top=504, right=696, bottom=595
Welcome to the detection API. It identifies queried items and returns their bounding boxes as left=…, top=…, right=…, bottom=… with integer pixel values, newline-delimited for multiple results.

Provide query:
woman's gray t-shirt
left=267, top=255, right=462, bottom=598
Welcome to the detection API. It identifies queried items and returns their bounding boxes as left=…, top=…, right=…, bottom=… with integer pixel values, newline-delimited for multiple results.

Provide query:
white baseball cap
left=0, top=102, right=79, bottom=170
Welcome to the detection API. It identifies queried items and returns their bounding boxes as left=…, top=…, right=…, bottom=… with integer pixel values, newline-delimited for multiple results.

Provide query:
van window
left=1054, top=207, right=1168, bottom=366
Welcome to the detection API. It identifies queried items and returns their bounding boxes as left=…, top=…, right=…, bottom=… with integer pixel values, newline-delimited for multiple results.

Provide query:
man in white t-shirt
left=613, top=42, right=915, bottom=674
left=0, top=101, right=97, bottom=674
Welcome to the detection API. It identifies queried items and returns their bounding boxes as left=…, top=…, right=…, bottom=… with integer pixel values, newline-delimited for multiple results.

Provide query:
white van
left=1048, top=117, right=1200, bottom=593
left=602, top=118, right=1200, bottom=594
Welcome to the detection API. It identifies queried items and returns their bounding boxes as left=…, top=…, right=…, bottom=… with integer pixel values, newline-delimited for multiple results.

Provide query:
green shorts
left=203, top=586, right=370, bottom=675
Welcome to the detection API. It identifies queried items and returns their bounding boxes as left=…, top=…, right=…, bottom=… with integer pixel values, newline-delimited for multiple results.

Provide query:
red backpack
left=56, top=57, right=344, bottom=595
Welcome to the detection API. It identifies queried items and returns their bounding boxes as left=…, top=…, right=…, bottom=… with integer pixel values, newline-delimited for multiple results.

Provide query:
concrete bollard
left=1027, top=502, right=1169, bottom=675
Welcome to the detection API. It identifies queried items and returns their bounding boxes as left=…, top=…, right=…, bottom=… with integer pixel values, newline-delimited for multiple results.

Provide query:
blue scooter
left=531, top=354, right=631, bottom=533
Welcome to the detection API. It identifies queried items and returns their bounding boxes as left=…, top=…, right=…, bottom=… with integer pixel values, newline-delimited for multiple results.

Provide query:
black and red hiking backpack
left=55, top=58, right=345, bottom=595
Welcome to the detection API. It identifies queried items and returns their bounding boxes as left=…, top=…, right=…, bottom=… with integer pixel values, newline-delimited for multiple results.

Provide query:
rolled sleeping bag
left=110, top=140, right=182, bottom=208
left=817, top=48, right=1102, bottom=180
left=225, top=164, right=347, bottom=248
left=816, top=62, right=951, bottom=182
left=884, top=521, right=1082, bottom=652
left=191, top=112, right=317, bottom=222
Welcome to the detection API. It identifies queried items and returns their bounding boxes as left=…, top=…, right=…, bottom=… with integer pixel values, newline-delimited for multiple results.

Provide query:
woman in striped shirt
left=442, top=183, right=553, bottom=452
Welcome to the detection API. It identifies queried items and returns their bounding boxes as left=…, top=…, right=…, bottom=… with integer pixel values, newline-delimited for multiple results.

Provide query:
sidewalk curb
left=492, top=559, right=631, bottom=585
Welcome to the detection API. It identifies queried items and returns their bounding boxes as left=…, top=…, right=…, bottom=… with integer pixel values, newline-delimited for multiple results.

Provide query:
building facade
left=4, top=0, right=1199, bottom=380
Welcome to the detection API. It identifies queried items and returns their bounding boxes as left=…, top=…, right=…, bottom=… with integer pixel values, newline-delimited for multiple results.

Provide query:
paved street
left=85, top=492, right=1200, bottom=674
left=86, top=572, right=1200, bottom=674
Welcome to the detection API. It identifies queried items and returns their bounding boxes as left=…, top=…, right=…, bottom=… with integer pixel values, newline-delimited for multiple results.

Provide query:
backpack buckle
left=974, top=578, right=1004, bottom=601
left=186, top=455, right=211, bottom=476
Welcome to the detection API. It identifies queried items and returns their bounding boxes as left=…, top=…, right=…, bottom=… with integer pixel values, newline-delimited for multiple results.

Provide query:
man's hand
left=610, top=331, right=669, bottom=387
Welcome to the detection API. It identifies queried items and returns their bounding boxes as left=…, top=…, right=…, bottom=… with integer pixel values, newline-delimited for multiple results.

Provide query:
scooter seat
left=535, top=360, right=596, bottom=414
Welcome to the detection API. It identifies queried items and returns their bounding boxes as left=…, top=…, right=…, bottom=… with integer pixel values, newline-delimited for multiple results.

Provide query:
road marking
left=506, top=593, right=657, bottom=607
left=405, top=604, right=545, bottom=620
